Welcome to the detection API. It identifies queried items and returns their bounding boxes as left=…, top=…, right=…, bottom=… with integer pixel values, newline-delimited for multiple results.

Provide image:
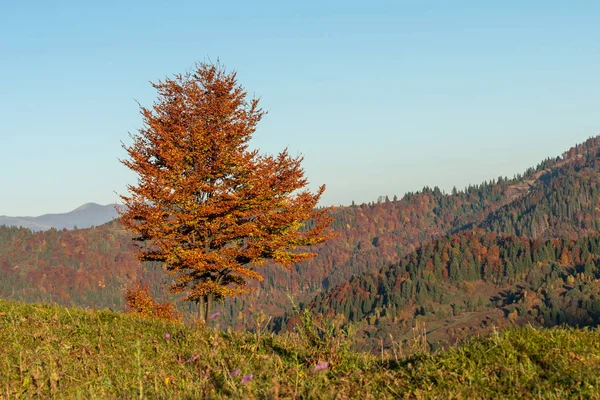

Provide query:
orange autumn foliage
left=119, top=62, right=334, bottom=322
left=125, top=284, right=181, bottom=322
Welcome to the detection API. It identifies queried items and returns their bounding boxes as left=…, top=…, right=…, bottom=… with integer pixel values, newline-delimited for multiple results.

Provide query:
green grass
left=1, top=299, right=600, bottom=399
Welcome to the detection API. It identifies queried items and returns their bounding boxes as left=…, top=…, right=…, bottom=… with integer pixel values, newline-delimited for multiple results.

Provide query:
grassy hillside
left=1, top=299, right=600, bottom=399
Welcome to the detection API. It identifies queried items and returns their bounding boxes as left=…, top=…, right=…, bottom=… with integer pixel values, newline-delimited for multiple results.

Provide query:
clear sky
left=1, top=1, right=599, bottom=216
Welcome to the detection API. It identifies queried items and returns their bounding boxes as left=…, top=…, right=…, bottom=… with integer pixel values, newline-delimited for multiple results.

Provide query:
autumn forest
left=2, top=128, right=600, bottom=353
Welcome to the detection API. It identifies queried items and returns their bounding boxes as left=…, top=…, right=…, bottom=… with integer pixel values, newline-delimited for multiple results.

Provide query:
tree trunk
left=197, top=295, right=214, bottom=324
left=207, top=293, right=214, bottom=322
left=198, top=297, right=206, bottom=324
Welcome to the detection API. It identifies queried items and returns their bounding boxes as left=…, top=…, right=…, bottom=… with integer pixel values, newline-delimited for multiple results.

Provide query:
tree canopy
left=119, top=62, right=333, bottom=322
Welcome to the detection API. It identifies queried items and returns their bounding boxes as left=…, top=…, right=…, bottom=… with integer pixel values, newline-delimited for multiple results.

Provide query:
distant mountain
left=0, top=203, right=123, bottom=231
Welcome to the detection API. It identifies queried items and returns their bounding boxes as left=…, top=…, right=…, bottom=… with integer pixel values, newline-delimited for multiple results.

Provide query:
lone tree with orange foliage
left=120, top=62, right=334, bottom=323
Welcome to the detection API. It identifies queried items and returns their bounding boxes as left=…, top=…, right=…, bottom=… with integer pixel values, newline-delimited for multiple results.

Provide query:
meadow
left=1, top=299, right=599, bottom=399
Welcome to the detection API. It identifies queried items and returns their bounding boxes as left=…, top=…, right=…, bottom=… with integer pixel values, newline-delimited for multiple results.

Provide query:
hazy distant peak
left=72, top=203, right=115, bottom=212
left=0, top=203, right=122, bottom=232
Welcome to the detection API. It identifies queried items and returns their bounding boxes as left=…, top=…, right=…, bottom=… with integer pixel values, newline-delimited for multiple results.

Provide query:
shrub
left=124, top=284, right=181, bottom=322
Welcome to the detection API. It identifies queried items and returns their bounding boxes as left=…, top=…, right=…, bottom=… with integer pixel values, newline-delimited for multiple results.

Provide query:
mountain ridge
left=0, top=203, right=123, bottom=231
left=304, top=136, right=600, bottom=349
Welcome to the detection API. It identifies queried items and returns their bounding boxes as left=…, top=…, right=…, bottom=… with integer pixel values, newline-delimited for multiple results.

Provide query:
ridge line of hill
left=2, top=135, right=600, bottom=352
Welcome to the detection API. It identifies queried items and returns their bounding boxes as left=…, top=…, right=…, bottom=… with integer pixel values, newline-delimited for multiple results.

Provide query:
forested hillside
left=228, top=136, right=600, bottom=326
left=310, top=230, right=600, bottom=349
left=0, top=158, right=547, bottom=323
left=0, top=222, right=166, bottom=310
left=307, top=136, right=600, bottom=349
left=479, top=136, right=600, bottom=238
left=1, top=136, right=600, bottom=349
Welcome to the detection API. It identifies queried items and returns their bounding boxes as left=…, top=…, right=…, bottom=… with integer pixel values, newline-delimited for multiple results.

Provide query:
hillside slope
left=308, top=136, right=600, bottom=349
left=1, top=299, right=599, bottom=399
left=310, top=230, right=600, bottom=349
left=477, top=136, right=600, bottom=239
left=0, top=221, right=164, bottom=309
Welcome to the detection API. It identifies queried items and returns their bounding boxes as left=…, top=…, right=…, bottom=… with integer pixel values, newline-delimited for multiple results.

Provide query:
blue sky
left=1, top=1, right=599, bottom=216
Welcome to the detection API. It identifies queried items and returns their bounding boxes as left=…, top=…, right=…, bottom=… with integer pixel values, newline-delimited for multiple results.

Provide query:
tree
left=120, top=62, right=334, bottom=323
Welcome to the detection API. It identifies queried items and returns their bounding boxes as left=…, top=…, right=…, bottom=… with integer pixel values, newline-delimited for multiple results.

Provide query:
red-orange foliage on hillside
left=120, top=62, right=334, bottom=322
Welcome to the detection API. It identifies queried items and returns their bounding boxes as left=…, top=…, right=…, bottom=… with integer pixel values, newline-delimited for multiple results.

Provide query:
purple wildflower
left=312, top=361, right=329, bottom=372
left=230, top=369, right=241, bottom=378
left=165, top=333, right=171, bottom=341
left=210, top=312, right=221, bottom=320
left=241, top=373, right=253, bottom=384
